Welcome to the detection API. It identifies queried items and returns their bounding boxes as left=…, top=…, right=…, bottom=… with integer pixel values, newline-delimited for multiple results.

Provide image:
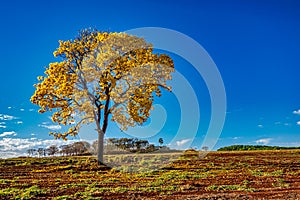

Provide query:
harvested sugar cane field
left=1, top=150, right=300, bottom=199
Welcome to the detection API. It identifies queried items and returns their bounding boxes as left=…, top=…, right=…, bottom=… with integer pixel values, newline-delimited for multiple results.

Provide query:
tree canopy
left=31, top=29, right=174, bottom=163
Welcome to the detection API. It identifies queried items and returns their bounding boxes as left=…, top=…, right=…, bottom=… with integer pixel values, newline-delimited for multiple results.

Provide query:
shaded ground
left=0, top=150, right=300, bottom=199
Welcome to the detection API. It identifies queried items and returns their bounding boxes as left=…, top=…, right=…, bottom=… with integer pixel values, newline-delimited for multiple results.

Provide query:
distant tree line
left=104, top=138, right=166, bottom=153
left=27, top=141, right=92, bottom=157
left=217, top=145, right=300, bottom=151
left=27, top=137, right=169, bottom=157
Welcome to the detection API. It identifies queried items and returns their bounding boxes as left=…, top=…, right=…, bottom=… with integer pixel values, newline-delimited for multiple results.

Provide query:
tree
left=72, top=141, right=90, bottom=155
left=31, top=29, right=174, bottom=164
left=106, top=137, right=158, bottom=153
left=60, top=144, right=74, bottom=156
left=91, top=140, right=98, bottom=155
left=47, top=145, right=59, bottom=156
left=158, top=138, right=164, bottom=146
left=27, top=148, right=36, bottom=157
left=37, top=148, right=45, bottom=157
left=201, top=146, right=209, bottom=151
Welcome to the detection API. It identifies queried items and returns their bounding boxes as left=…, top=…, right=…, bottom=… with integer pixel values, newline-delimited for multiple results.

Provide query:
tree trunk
left=97, top=129, right=105, bottom=164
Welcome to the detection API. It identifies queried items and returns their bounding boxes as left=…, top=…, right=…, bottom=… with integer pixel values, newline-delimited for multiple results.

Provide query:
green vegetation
left=0, top=186, right=46, bottom=199
left=206, top=184, right=256, bottom=192
left=217, top=145, right=300, bottom=151
left=250, top=169, right=284, bottom=177
left=272, top=178, right=290, bottom=188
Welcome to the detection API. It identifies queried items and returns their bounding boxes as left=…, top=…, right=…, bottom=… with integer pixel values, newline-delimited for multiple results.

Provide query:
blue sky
left=0, top=0, right=300, bottom=157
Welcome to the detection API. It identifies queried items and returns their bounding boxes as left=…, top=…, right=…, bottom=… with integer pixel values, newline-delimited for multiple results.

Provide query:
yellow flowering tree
left=31, top=29, right=174, bottom=164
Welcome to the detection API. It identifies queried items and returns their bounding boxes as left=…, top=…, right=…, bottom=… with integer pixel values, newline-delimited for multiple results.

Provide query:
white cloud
left=29, top=109, right=35, bottom=112
left=297, top=121, right=300, bottom=126
left=0, top=122, right=6, bottom=128
left=20, top=109, right=25, bottom=112
left=176, top=138, right=192, bottom=147
left=232, top=136, right=241, bottom=140
left=0, top=137, right=78, bottom=158
left=31, top=133, right=36, bottom=136
left=293, top=109, right=300, bottom=115
left=0, top=114, right=17, bottom=121
left=257, top=124, right=264, bottom=128
left=16, top=121, right=23, bottom=124
left=275, top=121, right=292, bottom=126
left=256, top=138, right=272, bottom=145
left=274, top=141, right=300, bottom=147
left=7, top=107, right=12, bottom=109
left=38, top=124, right=62, bottom=131
left=0, top=131, right=17, bottom=137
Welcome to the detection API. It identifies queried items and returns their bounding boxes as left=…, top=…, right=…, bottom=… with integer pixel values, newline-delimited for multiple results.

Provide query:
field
left=0, top=150, right=300, bottom=199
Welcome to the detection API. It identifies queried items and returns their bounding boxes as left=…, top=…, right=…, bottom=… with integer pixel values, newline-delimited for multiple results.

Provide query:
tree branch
left=102, top=86, right=111, bottom=133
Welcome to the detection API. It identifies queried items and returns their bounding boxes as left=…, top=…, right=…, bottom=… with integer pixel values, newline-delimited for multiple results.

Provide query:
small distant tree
left=158, top=138, right=164, bottom=146
left=31, top=29, right=174, bottom=164
left=47, top=145, right=59, bottom=156
left=37, top=148, right=45, bottom=157
left=201, top=146, right=209, bottom=151
left=72, top=141, right=90, bottom=155
left=138, top=140, right=149, bottom=151
left=146, top=144, right=156, bottom=153
left=60, top=145, right=73, bottom=156
left=27, top=149, right=36, bottom=157
left=91, top=140, right=98, bottom=155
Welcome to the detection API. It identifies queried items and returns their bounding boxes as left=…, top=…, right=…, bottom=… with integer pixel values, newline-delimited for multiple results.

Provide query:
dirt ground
left=0, top=150, right=300, bottom=199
